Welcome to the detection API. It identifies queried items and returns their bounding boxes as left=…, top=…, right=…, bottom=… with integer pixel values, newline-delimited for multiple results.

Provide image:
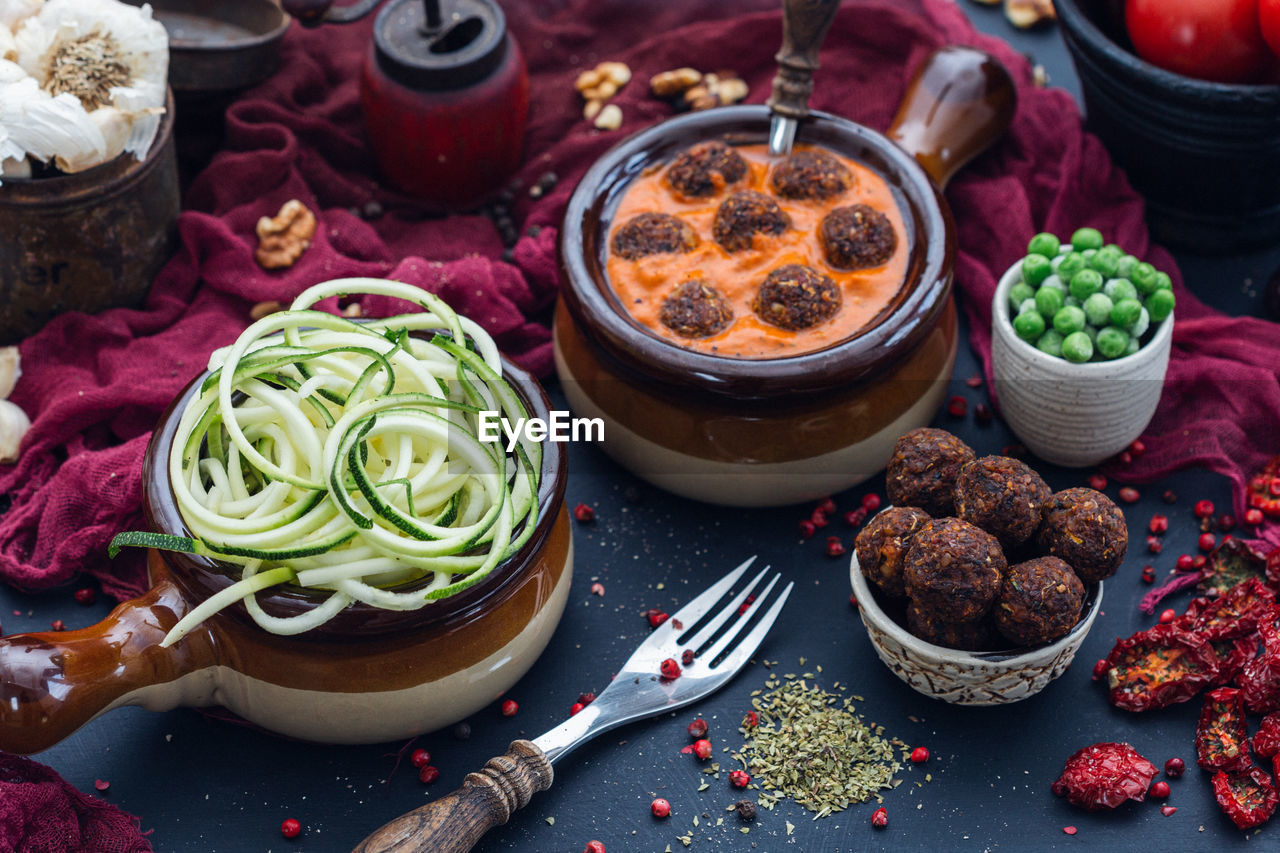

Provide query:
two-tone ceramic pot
left=0, top=359, right=570, bottom=755
left=555, top=47, right=1016, bottom=507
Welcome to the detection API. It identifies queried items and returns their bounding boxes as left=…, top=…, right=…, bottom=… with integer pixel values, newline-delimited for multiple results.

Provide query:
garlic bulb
left=0, top=399, right=29, bottom=464
left=0, top=0, right=41, bottom=31
left=5, top=0, right=166, bottom=174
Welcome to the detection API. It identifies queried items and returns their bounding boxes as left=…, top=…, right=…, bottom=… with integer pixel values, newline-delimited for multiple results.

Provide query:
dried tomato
left=1200, top=539, right=1271, bottom=595
left=1196, top=688, right=1250, bottom=772
left=1254, top=713, right=1280, bottom=759
left=1211, top=764, right=1279, bottom=829
left=1209, top=635, right=1259, bottom=687
left=1103, top=625, right=1220, bottom=712
left=1240, top=608, right=1280, bottom=714
left=1178, top=578, right=1276, bottom=640
left=1053, top=742, right=1159, bottom=811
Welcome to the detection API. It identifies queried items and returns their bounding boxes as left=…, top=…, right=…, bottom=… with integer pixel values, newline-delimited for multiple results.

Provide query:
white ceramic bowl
left=991, top=261, right=1173, bottom=467
left=849, top=551, right=1103, bottom=705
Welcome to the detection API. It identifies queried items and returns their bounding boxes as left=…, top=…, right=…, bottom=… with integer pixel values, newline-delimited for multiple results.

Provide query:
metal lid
left=373, top=0, right=508, bottom=91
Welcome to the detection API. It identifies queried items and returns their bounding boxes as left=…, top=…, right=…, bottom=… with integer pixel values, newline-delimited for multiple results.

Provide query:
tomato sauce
left=605, top=143, right=908, bottom=359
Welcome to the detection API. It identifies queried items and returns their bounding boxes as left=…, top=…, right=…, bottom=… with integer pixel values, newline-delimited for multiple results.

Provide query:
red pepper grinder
left=360, top=0, right=528, bottom=209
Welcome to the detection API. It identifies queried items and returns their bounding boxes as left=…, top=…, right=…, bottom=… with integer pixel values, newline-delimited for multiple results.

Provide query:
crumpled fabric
left=1, top=0, right=1277, bottom=606
left=0, top=754, right=151, bottom=853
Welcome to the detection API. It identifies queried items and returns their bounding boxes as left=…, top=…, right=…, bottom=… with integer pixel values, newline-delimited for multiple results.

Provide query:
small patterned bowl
left=990, top=261, right=1173, bottom=468
left=849, top=551, right=1103, bottom=705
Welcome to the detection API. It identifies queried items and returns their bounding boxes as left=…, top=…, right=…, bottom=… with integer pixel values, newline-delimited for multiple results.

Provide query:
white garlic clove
left=0, top=76, right=105, bottom=165
left=0, top=0, right=41, bottom=31
left=0, top=346, right=20, bottom=399
left=0, top=22, right=16, bottom=61
left=0, top=398, right=30, bottom=464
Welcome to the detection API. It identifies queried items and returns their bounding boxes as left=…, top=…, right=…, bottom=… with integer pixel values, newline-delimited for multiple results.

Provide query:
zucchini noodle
left=109, top=278, right=543, bottom=646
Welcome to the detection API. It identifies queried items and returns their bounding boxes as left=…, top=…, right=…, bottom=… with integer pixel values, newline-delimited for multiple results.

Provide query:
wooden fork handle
left=352, top=740, right=553, bottom=853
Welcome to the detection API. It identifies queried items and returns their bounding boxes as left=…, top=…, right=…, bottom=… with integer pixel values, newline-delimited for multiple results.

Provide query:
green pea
left=1096, top=326, right=1129, bottom=359
left=1023, top=253, right=1053, bottom=286
left=1019, top=298, right=1039, bottom=315
left=1082, top=249, right=1098, bottom=263
left=1154, top=271, right=1173, bottom=291
left=1035, top=286, right=1065, bottom=318
left=1116, top=254, right=1139, bottom=279
left=1009, top=280, right=1035, bottom=311
left=1013, top=310, right=1046, bottom=342
left=1071, top=227, right=1104, bottom=251
left=1104, top=278, right=1138, bottom=303
left=1089, top=251, right=1120, bottom=279
left=1040, top=274, right=1067, bottom=293
left=1057, top=252, right=1087, bottom=279
left=1124, top=337, right=1141, bottom=357
left=1110, top=297, right=1142, bottom=328
left=1147, top=288, right=1175, bottom=322
left=1027, top=233, right=1060, bottom=257
left=1069, top=268, right=1104, bottom=301
left=1036, top=329, right=1065, bottom=357
left=1103, top=244, right=1124, bottom=256
left=1062, top=331, right=1094, bottom=363
left=1083, top=292, right=1113, bottom=327
left=1129, top=262, right=1157, bottom=294
left=1053, top=305, right=1087, bottom=335
left=1129, top=306, right=1150, bottom=338
left=1064, top=295, right=1081, bottom=309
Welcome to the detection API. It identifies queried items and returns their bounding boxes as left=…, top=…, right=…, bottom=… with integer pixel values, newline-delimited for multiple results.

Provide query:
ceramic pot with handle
left=555, top=45, right=1017, bottom=507
left=0, top=358, right=570, bottom=756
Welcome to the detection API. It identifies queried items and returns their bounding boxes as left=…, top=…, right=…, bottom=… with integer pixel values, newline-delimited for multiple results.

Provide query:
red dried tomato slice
left=1240, top=650, right=1280, bottom=715
left=1053, top=742, right=1158, bottom=811
left=1212, top=763, right=1279, bottom=829
left=1197, top=687, right=1250, bottom=772
left=1103, top=625, right=1220, bottom=712
left=1180, top=578, right=1275, bottom=640
left=1209, top=635, right=1259, bottom=687
left=1200, top=540, right=1271, bottom=595
left=1255, top=713, right=1280, bottom=759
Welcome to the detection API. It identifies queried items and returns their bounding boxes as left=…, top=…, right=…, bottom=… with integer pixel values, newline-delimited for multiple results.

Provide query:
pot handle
left=886, top=46, right=1017, bottom=189
left=352, top=740, right=553, bottom=853
left=0, top=575, right=215, bottom=755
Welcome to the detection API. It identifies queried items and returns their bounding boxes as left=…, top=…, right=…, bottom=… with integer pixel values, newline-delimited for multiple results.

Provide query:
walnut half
left=255, top=200, right=317, bottom=270
left=1004, top=0, right=1055, bottom=29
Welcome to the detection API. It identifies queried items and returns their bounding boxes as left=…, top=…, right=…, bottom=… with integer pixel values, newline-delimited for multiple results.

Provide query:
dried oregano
left=735, top=678, right=904, bottom=816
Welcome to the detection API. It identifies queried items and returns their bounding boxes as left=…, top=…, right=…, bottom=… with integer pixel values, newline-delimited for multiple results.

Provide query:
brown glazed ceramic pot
left=555, top=47, right=1015, bottom=507
left=0, top=359, right=570, bottom=755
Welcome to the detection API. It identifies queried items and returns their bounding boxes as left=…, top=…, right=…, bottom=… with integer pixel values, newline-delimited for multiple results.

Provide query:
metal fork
left=352, top=557, right=791, bottom=853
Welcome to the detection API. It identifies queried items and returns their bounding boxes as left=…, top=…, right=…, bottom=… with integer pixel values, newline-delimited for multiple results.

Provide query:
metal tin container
left=0, top=91, right=179, bottom=344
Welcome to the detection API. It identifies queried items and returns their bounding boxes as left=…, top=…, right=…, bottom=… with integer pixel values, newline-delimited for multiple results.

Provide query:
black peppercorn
left=734, top=799, right=756, bottom=821
left=453, top=722, right=472, bottom=740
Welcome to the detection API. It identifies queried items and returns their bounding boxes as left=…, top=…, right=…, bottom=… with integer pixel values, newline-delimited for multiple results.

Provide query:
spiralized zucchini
left=110, top=278, right=542, bottom=646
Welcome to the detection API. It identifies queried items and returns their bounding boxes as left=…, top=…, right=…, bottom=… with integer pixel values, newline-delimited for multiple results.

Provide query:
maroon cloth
left=0, top=755, right=151, bottom=852
left=2, top=0, right=1279, bottom=604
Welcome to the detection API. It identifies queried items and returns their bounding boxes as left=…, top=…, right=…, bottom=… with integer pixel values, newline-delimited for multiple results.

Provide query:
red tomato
left=1125, top=0, right=1270, bottom=83
left=1261, top=0, right=1280, bottom=58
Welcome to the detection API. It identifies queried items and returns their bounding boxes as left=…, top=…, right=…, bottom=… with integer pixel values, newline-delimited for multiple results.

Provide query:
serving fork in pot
left=353, top=556, right=792, bottom=853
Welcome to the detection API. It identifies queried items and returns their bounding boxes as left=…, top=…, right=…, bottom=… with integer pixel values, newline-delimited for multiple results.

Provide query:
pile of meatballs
left=855, top=428, right=1128, bottom=651
left=610, top=140, right=898, bottom=338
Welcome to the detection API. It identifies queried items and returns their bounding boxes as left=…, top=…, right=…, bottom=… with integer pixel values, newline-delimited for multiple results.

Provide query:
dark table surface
left=7, top=4, right=1280, bottom=853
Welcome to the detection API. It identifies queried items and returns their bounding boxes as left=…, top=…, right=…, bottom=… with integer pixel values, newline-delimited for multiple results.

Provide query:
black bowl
left=1056, top=0, right=1280, bottom=253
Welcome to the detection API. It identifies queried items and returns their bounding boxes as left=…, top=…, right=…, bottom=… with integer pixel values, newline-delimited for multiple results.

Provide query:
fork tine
left=700, top=573, right=780, bottom=664
left=668, top=555, right=756, bottom=636
left=680, top=565, right=771, bottom=649
left=710, top=580, right=793, bottom=671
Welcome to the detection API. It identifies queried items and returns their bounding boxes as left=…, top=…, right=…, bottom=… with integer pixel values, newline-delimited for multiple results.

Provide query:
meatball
left=953, top=455, right=1052, bottom=548
left=906, top=600, right=1002, bottom=652
left=819, top=204, right=897, bottom=270
left=712, top=191, right=790, bottom=253
left=993, top=556, right=1086, bottom=647
left=612, top=212, right=699, bottom=260
left=666, top=141, right=748, bottom=198
left=855, top=506, right=931, bottom=599
left=1037, top=488, right=1128, bottom=583
left=659, top=279, right=733, bottom=338
left=770, top=149, right=853, bottom=200
left=903, top=517, right=1006, bottom=623
left=885, top=428, right=976, bottom=517
left=751, top=264, right=840, bottom=331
